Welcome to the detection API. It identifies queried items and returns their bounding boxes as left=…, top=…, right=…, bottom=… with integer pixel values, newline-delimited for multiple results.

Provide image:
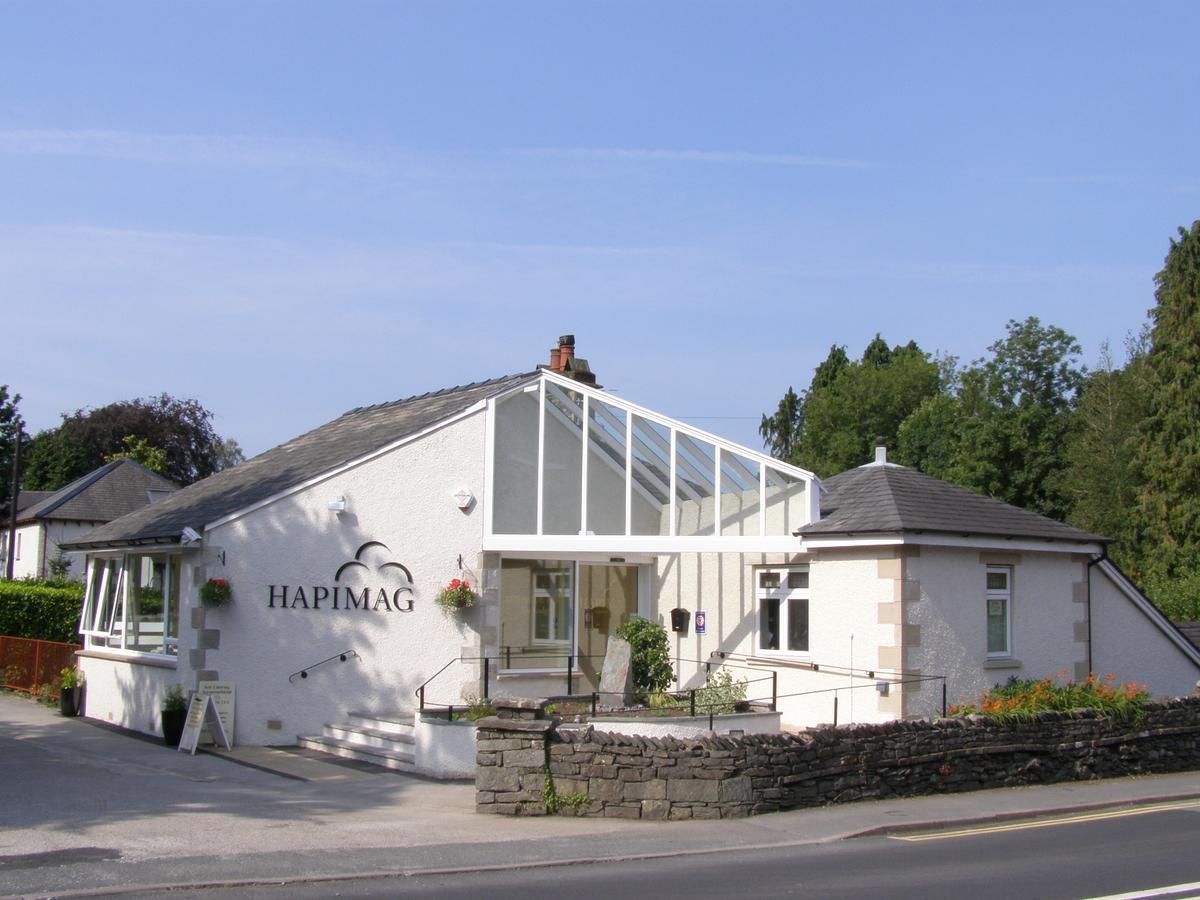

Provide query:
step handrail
left=289, top=649, right=360, bottom=683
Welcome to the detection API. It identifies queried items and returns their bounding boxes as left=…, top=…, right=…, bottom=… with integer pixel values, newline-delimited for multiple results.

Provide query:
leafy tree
left=0, top=386, right=31, bottom=514
left=780, top=337, right=942, bottom=477
left=759, top=386, right=803, bottom=462
left=1131, top=220, right=1200, bottom=581
left=1060, top=333, right=1151, bottom=566
left=104, top=435, right=169, bottom=474
left=908, top=318, right=1084, bottom=520
left=23, top=394, right=239, bottom=489
left=614, top=615, right=674, bottom=696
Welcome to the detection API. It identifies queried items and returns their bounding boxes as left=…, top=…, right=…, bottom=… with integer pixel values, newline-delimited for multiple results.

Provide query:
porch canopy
left=485, top=370, right=819, bottom=553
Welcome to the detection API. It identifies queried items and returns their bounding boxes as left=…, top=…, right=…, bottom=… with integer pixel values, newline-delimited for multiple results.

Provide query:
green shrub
left=1143, top=567, right=1200, bottom=622
left=615, top=615, right=674, bottom=696
left=694, top=667, right=749, bottom=715
left=0, top=580, right=85, bottom=643
left=949, top=672, right=1149, bottom=722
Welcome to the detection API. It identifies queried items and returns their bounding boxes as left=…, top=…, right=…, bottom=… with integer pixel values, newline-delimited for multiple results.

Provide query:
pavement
left=3, top=691, right=1200, bottom=899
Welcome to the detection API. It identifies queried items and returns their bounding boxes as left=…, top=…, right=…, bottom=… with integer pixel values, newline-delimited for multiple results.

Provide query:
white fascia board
left=538, top=369, right=816, bottom=484
left=800, top=532, right=1104, bottom=555
left=1097, top=559, right=1200, bottom=669
left=499, top=549, right=659, bottom=565
left=205, top=399, right=490, bottom=532
left=483, top=534, right=804, bottom=554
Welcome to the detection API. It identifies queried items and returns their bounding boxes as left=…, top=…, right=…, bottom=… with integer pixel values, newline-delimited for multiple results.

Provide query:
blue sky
left=3, top=2, right=1198, bottom=458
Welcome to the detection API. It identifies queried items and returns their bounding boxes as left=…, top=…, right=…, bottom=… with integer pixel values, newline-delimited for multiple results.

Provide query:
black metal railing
left=288, top=649, right=360, bottom=683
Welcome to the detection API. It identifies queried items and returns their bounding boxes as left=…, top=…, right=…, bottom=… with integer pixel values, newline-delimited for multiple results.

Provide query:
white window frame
left=985, top=565, right=1013, bottom=658
left=755, top=565, right=810, bottom=658
left=531, top=566, right=574, bottom=646
left=79, top=551, right=181, bottom=659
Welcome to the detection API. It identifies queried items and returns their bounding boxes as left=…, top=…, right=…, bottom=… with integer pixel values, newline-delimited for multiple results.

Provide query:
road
left=100, top=802, right=1200, bottom=899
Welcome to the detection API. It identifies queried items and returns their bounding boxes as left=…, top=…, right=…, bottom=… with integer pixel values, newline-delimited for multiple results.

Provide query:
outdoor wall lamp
left=327, top=497, right=347, bottom=512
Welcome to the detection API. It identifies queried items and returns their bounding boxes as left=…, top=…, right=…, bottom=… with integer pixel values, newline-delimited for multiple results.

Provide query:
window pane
left=542, top=384, right=583, bottom=535
left=759, top=572, right=780, bottom=589
left=787, top=598, right=809, bottom=651
left=500, top=559, right=574, bottom=670
left=630, top=415, right=671, bottom=535
left=586, top=400, right=627, bottom=536
left=986, top=571, right=1008, bottom=591
left=675, top=434, right=715, bottom=536
left=127, top=555, right=169, bottom=654
left=987, top=598, right=1008, bottom=654
left=765, top=468, right=807, bottom=535
left=787, top=570, right=809, bottom=590
left=492, top=389, right=540, bottom=534
left=95, top=560, right=120, bottom=637
left=759, top=598, right=780, bottom=650
left=720, top=450, right=760, bottom=536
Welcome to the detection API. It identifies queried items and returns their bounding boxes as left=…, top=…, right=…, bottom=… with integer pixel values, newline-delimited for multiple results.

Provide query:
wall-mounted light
left=327, top=497, right=347, bottom=512
left=453, top=488, right=474, bottom=510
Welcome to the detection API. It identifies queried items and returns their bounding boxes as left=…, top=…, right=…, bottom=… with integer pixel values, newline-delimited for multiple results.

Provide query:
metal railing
left=0, top=636, right=81, bottom=694
left=288, top=648, right=360, bottom=683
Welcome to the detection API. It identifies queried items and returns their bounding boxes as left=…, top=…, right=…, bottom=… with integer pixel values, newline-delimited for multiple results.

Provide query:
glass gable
left=488, top=373, right=817, bottom=548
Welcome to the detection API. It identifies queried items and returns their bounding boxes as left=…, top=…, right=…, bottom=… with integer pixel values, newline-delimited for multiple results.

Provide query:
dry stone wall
left=475, top=696, right=1200, bottom=819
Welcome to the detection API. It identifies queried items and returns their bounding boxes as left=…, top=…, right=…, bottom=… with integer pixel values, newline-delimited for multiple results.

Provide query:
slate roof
left=798, top=462, right=1107, bottom=544
left=13, top=460, right=178, bottom=525
left=63, top=372, right=537, bottom=549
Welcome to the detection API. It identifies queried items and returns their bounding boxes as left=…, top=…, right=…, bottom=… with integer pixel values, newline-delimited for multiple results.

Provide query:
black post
left=709, top=708, right=714, bottom=731
left=771, top=670, right=778, bottom=712
left=506, top=645, right=512, bottom=669
left=942, top=680, right=947, bottom=717
left=567, top=654, right=574, bottom=696
left=690, top=689, right=696, bottom=717
left=482, top=656, right=490, bottom=701
left=448, top=705, right=454, bottom=721
left=5, top=422, right=20, bottom=581
left=591, top=691, right=598, bottom=716
left=833, top=692, right=838, bottom=726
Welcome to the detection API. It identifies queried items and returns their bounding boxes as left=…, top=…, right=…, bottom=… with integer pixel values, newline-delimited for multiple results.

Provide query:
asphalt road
left=124, top=804, right=1200, bottom=900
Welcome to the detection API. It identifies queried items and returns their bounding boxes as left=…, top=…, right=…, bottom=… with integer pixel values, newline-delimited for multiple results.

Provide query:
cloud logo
left=334, top=541, right=414, bottom=589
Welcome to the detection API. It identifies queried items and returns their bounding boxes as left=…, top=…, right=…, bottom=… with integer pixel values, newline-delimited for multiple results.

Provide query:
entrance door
left=577, top=564, right=640, bottom=686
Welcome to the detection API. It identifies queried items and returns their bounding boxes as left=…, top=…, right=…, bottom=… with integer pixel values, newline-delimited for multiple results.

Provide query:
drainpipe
left=1086, top=550, right=1107, bottom=676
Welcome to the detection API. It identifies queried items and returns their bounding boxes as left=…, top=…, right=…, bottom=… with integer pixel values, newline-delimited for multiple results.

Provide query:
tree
left=759, top=386, right=803, bottom=463
left=910, top=318, right=1084, bottom=520
left=104, top=435, right=169, bottom=475
left=0, top=386, right=30, bottom=513
left=1060, top=333, right=1151, bottom=567
left=1131, top=220, right=1200, bottom=581
left=23, top=394, right=240, bottom=490
left=770, top=338, right=942, bottom=477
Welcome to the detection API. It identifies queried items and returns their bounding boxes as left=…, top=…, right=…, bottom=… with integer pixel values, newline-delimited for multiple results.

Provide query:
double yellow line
left=889, top=799, right=1200, bottom=842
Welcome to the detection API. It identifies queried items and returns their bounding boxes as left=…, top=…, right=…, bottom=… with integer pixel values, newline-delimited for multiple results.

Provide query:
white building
left=2, top=459, right=177, bottom=580
left=64, top=336, right=1200, bottom=750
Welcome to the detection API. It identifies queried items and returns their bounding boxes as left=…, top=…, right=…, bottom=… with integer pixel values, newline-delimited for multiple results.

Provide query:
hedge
left=0, top=580, right=85, bottom=644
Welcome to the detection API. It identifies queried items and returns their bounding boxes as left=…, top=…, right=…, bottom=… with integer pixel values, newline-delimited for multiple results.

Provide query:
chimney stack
left=540, top=334, right=599, bottom=386
left=874, top=436, right=887, bottom=465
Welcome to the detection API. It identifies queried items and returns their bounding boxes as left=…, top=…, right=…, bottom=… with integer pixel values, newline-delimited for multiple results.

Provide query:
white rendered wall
left=655, top=549, right=894, bottom=729
left=1090, top=566, right=1200, bottom=698
left=43, top=521, right=103, bottom=579
left=203, top=411, right=487, bottom=746
left=77, top=655, right=178, bottom=737
left=3, top=523, right=44, bottom=579
left=906, top=547, right=1089, bottom=716
left=413, top=716, right=476, bottom=779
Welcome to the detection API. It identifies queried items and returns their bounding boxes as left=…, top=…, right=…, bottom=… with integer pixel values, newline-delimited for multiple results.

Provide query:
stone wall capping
left=475, top=716, right=557, bottom=734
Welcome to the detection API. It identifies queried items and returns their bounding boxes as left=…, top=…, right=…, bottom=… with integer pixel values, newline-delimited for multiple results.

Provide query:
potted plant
left=200, top=578, right=232, bottom=608
left=435, top=578, right=476, bottom=611
left=59, top=666, right=84, bottom=718
left=162, top=684, right=188, bottom=747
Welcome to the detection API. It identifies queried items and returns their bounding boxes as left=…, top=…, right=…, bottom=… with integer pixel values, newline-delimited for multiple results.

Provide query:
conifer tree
left=1131, top=221, right=1200, bottom=580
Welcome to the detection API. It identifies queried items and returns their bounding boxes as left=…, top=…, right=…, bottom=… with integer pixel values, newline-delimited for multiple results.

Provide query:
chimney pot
left=549, top=345, right=562, bottom=371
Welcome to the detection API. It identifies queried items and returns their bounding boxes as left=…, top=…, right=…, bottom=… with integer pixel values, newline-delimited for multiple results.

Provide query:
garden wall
left=475, top=696, right=1200, bottom=819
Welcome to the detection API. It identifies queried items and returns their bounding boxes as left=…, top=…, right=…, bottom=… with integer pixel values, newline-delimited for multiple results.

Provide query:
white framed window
left=756, top=566, right=809, bottom=655
left=79, top=552, right=180, bottom=658
left=532, top=568, right=573, bottom=644
left=986, top=566, right=1012, bottom=658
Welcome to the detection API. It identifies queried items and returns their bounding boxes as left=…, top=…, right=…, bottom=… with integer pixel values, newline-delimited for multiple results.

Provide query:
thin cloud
left=0, top=128, right=392, bottom=175
left=513, top=146, right=877, bottom=169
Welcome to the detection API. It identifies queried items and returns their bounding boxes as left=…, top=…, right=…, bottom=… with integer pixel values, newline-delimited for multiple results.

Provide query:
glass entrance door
left=576, top=564, right=640, bottom=687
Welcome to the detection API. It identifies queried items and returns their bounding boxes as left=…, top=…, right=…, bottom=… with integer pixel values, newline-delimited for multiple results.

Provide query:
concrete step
left=296, top=734, right=417, bottom=773
left=322, top=722, right=415, bottom=750
left=346, top=710, right=416, bottom=735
